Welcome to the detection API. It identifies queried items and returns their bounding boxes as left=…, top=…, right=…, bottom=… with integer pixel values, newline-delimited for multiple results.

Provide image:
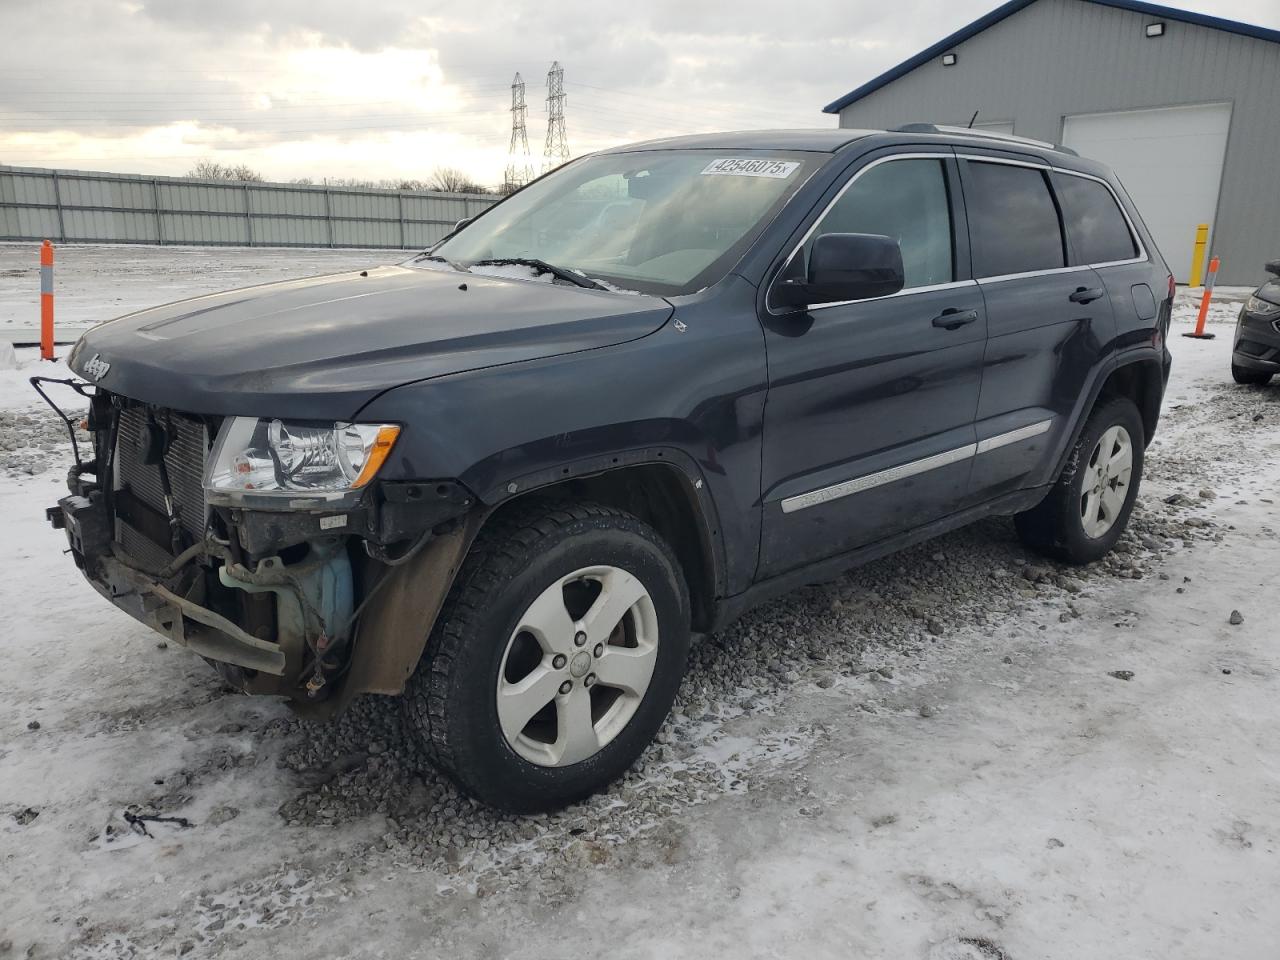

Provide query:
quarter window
left=965, top=161, right=1066, bottom=278
left=803, top=158, right=954, bottom=291
left=1054, top=173, right=1138, bottom=265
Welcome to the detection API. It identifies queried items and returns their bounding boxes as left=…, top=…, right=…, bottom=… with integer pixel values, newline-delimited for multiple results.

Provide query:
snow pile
left=465, top=262, right=557, bottom=283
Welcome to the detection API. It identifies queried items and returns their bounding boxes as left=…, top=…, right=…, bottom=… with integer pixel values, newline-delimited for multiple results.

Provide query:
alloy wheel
left=1080, top=424, right=1133, bottom=538
left=496, top=565, right=659, bottom=767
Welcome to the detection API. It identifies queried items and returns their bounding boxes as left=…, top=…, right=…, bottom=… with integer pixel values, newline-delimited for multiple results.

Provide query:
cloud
left=1, top=0, right=1276, bottom=186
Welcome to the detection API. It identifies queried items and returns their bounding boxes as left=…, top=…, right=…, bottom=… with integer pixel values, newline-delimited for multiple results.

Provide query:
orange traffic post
left=1183, top=255, right=1220, bottom=340
left=40, top=240, right=56, bottom=360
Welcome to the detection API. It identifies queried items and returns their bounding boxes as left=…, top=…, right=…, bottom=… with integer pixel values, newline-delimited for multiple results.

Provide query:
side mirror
left=1265, top=259, right=1280, bottom=278
left=775, top=233, right=905, bottom=309
left=454, top=217, right=474, bottom=232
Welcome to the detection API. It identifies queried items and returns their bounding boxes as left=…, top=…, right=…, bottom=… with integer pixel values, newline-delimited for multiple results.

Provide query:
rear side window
left=1054, top=173, right=1138, bottom=265
left=803, top=157, right=954, bottom=289
left=964, top=161, right=1065, bottom=278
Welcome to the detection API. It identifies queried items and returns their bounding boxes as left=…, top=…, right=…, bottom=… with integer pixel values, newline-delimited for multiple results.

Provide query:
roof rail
left=894, top=123, right=1079, bottom=156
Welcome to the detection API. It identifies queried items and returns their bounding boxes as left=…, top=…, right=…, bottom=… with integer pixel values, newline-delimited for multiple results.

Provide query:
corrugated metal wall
left=0, top=165, right=497, bottom=250
left=832, top=0, right=1280, bottom=285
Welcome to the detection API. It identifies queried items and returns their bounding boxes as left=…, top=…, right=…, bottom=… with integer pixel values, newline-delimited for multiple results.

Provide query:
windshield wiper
left=417, top=253, right=471, bottom=273
left=472, top=257, right=606, bottom=291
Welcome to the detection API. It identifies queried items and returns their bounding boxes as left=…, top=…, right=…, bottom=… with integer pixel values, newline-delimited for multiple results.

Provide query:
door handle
left=1069, top=286, right=1105, bottom=304
left=932, top=308, right=979, bottom=330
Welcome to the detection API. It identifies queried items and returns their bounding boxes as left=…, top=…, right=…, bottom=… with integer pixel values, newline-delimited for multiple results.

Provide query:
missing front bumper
left=51, top=492, right=311, bottom=680
left=91, top=552, right=288, bottom=675
left=49, top=480, right=488, bottom=715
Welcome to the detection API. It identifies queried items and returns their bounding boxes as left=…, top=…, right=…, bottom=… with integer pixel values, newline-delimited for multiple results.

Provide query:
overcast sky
left=2, top=0, right=1277, bottom=187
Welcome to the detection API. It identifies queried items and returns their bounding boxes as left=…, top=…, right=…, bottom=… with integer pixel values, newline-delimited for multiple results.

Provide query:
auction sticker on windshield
left=701, top=158, right=800, bottom=178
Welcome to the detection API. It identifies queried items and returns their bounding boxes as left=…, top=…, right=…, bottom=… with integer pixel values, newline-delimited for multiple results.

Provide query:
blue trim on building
left=821, top=0, right=1280, bottom=114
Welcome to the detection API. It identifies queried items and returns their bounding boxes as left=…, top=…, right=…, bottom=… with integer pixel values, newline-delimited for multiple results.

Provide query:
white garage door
left=1062, top=102, right=1230, bottom=282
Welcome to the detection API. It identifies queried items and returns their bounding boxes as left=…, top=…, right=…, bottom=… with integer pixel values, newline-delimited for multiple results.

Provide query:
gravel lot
left=0, top=259, right=1276, bottom=959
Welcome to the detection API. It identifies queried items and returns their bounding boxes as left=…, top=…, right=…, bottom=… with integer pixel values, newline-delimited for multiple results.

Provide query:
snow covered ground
left=0, top=243, right=400, bottom=343
left=0, top=255, right=1277, bottom=960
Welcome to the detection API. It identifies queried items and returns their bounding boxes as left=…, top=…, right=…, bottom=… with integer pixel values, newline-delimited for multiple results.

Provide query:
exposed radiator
left=114, top=406, right=209, bottom=564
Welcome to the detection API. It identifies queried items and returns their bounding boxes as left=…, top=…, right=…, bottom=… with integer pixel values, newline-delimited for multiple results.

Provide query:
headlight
left=205, top=417, right=400, bottom=498
left=1245, top=294, right=1280, bottom=318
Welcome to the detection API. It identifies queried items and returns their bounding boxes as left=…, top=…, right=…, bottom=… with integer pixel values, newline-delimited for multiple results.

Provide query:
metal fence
left=0, top=164, right=497, bottom=250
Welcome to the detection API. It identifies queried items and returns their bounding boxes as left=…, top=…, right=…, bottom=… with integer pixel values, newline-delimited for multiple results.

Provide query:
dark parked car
left=42, top=126, right=1173, bottom=812
left=1231, top=259, right=1280, bottom=385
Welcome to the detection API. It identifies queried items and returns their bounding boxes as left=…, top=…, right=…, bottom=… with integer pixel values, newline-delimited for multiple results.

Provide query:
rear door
left=958, top=153, right=1115, bottom=503
left=1052, top=167, right=1158, bottom=354
left=756, top=149, right=987, bottom=579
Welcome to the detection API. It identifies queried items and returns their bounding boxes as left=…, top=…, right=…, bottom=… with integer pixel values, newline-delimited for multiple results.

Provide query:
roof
left=822, top=0, right=1280, bottom=114
left=600, top=129, right=876, bottom=153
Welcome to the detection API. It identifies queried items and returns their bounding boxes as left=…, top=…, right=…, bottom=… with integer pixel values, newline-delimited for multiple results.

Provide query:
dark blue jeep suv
left=49, top=125, right=1174, bottom=811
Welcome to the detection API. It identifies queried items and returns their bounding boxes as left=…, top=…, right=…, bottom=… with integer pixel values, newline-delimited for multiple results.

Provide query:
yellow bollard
left=1188, top=223, right=1209, bottom=287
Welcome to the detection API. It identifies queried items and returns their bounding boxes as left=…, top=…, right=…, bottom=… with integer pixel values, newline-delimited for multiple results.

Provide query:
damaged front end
left=38, top=379, right=482, bottom=715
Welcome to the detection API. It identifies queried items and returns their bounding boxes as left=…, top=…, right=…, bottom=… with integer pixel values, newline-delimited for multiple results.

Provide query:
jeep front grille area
left=114, top=406, right=210, bottom=567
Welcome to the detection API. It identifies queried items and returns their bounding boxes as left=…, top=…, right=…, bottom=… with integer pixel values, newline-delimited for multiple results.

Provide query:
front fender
left=354, top=275, right=770, bottom=596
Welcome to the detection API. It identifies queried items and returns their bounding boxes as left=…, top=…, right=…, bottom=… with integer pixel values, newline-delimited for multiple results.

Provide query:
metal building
left=822, top=0, right=1280, bottom=285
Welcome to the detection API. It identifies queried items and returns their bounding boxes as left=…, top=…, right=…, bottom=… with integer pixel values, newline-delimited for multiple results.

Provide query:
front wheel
left=1232, top=362, right=1273, bottom=386
left=404, top=501, right=690, bottom=813
left=1015, top=397, right=1145, bottom=564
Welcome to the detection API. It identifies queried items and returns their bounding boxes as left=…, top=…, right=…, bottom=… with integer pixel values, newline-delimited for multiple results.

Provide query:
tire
left=1015, top=396, right=1145, bottom=565
left=404, top=500, right=690, bottom=813
left=1232, top=363, right=1273, bottom=386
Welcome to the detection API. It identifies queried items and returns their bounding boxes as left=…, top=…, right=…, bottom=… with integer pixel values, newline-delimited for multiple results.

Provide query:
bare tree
left=186, top=163, right=492, bottom=193
left=429, top=166, right=490, bottom=194
left=317, top=177, right=423, bottom=190
left=187, top=159, right=264, bottom=182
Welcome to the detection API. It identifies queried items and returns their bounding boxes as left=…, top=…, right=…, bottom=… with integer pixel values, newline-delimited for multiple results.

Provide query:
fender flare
left=473, top=443, right=730, bottom=602
left=1046, top=348, right=1164, bottom=484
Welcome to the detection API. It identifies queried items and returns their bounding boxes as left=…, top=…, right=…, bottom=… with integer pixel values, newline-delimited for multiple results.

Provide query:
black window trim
left=764, top=150, right=976, bottom=316
left=954, top=153, right=1148, bottom=283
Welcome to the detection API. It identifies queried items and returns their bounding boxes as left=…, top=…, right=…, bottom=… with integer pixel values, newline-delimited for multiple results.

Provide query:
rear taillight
left=1167, top=273, right=1176, bottom=301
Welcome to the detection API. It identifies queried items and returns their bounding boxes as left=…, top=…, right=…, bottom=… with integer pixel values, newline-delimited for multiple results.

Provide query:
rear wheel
left=404, top=500, right=690, bottom=813
left=1015, top=397, right=1145, bottom=564
left=1232, top=363, right=1273, bottom=386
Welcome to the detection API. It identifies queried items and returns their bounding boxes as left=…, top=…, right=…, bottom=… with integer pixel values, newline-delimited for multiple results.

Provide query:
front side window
left=427, top=150, right=820, bottom=296
left=801, top=157, right=955, bottom=290
left=1054, top=173, right=1138, bottom=265
left=965, top=161, right=1066, bottom=278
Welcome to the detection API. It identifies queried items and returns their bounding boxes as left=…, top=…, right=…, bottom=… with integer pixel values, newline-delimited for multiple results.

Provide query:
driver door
left=757, top=150, right=987, bottom=579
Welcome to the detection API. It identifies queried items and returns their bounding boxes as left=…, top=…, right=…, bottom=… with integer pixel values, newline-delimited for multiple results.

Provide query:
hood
left=68, top=265, right=673, bottom=419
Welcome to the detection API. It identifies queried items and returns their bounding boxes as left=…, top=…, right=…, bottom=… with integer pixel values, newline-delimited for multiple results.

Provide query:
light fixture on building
left=1146, top=22, right=1165, bottom=37
left=942, top=52, right=958, bottom=66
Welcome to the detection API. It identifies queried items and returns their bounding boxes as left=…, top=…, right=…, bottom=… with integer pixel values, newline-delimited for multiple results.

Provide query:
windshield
left=426, top=150, right=821, bottom=296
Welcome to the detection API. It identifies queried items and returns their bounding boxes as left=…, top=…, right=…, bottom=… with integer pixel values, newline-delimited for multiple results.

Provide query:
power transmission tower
left=543, top=61, right=569, bottom=172
left=504, top=73, right=534, bottom=193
